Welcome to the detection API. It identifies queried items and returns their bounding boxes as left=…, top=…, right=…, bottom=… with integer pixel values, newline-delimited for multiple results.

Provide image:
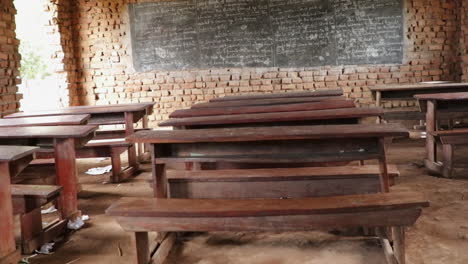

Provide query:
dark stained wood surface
left=191, top=96, right=345, bottom=109
left=5, top=103, right=155, bottom=119
left=11, top=184, right=62, bottom=199
left=167, top=165, right=400, bottom=181
left=0, top=146, right=38, bottom=162
left=372, top=82, right=468, bottom=92
left=431, top=129, right=468, bottom=136
left=0, top=115, right=90, bottom=127
left=170, top=100, right=355, bottom=118
left=0, top=126, right=97, bottom=139
left=209, top=89, right=343, bottom=102
left=159, top=107, right=382, bottom=127
left=106, top=191, right=429, bottom=217
left=127, top=124, right=408, bottom=144
left=414, top=92, right=468, bottom=101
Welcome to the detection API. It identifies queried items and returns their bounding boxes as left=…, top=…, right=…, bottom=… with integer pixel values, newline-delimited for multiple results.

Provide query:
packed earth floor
left=19, top=139, right=468, bottom=264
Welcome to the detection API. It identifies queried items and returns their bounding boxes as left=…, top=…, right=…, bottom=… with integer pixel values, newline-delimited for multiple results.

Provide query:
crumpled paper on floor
left=85, top=165, right=112, bottom=175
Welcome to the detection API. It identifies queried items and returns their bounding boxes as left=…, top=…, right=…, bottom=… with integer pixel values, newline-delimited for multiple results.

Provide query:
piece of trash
left=35, top=242, right=55, bottom=254
left=67, top=217, right=85, bottom=230
left=85, top=165, right=112, bottom=175
left=20, top=254, right=37, bottom=264
left=41, top=206, right=58, bottom=214
left=82, top=215, right=90, bottom=221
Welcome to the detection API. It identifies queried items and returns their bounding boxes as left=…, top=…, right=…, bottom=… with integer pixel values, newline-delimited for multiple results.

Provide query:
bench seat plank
left=160, top=107, right=382, bottom=128
left=0, top=115, right=90, bottom=127
left=0, top=146, right=38, bottom=162
left=127, top=124, right=408, bottom=144
left=210, top=89, right=343, bottom=102
left=107, top=191, right=429, bottom=218
left=167, top=165, right=399, bottom=181
left=11, top=185, right=62, bottom=199
left=191, top=96, right=345, bottom=109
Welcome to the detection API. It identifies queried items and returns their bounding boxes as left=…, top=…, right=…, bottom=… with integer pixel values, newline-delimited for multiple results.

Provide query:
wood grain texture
left=0, top=146, right=38, bottom=162
left=371, top=82, right=468, bottom=92
left=415, top=92, right=468, bottom=101
left=191, top=96, right=345, bottom=108
left=5, top=103, right=155, bottom=118
left=0, top=126, right=97, bottom=139
left=106, top=191, right=429, bottom=218
left=11, top=185, right=62, bottom=199
left=170, top=100, right=355, bottom=118
left=209, top=89, right=343, bottom=102
left=0, top=115, right=90, bottom=127
left=160, top=107, right=382, bottom=127
left=127, top=124, right=408, bottom=144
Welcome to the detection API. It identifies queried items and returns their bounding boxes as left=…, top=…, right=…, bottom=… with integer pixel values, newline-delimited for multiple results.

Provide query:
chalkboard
left=129, top=0, right=403, bottom=71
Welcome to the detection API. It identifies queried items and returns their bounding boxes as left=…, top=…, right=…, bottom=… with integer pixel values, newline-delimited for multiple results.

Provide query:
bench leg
left=110, top=148, right=123, bottom=183
left=441, top=144, right=454, bottom=178
left=392, top=227, right=405, bottom=264
left=0, top=163, right=18, bottom=263
left=20, top=208, right=44, bottom=254
left=135, top=232, right=150, bottom=264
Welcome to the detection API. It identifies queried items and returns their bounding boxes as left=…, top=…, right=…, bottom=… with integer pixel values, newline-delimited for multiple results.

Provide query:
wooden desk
left=0, top=146, right=38, bottom=264
left=209, top=89, right=343, bottom=102
left=415, top=92, right=468, bottom=177
left=170, top=100, right=355, bottom=118
left=160, top=107, right=383, bottom=129
left=192, top=96, right=345, bottom=109
left=0, top=126, right=97, bottom=220
left=127, top=124, right=408, bottom=196
left=0, top=114, right=90, bottom=127
left=6, top=102, right=155, bottom=165
left=371, top=82, right=468, bottom=123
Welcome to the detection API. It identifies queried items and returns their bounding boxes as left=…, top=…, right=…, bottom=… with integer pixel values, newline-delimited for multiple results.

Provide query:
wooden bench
left=170, top=100, right=356, bottom=118
left=107, top=191, right=429, bottom=264
left=167, top=165, right=400, bottom=199
left=12, top=184, right=66, bottom=254
left=35, top=140, right=139, bottom=183
left=192, top=96, right=346, bottom=109
left=160, top=107, right=384, bottom=129
left=426, top=129, right=468, bottom=178
left=209, top=89, right=343, bottom=102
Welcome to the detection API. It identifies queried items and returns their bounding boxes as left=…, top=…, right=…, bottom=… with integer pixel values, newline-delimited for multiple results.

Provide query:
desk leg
left=376, top=91, right=382, bottom=124
left=378, top=138, right=390, bottom=193
left=125, top=112, right=139, bottom=170
left=0, top=162, right=19, bottom=263
left=425, top=100, right=437, bottom=165
left=54, top=138, right=81, bottom=220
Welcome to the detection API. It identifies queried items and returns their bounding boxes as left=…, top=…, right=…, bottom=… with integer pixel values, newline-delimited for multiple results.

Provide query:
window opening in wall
left=14, top=0, right=65, bottom=111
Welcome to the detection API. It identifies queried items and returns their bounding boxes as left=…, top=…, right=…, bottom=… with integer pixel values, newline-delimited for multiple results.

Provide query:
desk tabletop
left=414, top=92, right=468, bottom=101
left=160, top=107, right=383, bottom=127
left=0, top=125, right=98, bottom=139
left=191, top=96, right=345, bottom=109
left=0, top=145, right=39, bottom=162
left=371, top=82, right=468, bottom=92
left=5, top=103, right=155, bottom=119
left=209, top=89, right=343, bottom=102
left=170, top=100, right=355, bottom=118
left=0, top=114, right=90, bottom=127
left=127, top=123, right=408, bottom=144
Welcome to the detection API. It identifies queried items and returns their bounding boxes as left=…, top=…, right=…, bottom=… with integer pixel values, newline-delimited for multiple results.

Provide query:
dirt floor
left=20, top=138, right=468, bottom=264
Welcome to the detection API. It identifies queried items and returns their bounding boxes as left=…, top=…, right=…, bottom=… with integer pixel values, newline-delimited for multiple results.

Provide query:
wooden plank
left=0, top=126, right=97, bottom=139
left=170, top=100, right=355, bottom=118
left=113, top=208, right=423, bottom=232
left=11, top=185, right=62, bottom=199
left=160, top=107, right=382, bottom=127
left=127, top=124, right=408, bottom=144
left=166, top=165, right=400, bottom=181
left=0, top=162, right=16, bottom=261
left=209, top=89, right=343, bottom=102
left=106, top=191, right=429, bottom=218
left=0, top=146, right=38, bottom=162
left=415, top=91, right=468, bottom=101
left=152, top=233, right=176, bottom=264
left=371, top=82, right=468, bottom=92
left=5, top=103, right=154, bottom=118
left=191, top=96, right=345, bottom=109
left=0, top=114, right=90, bottom=127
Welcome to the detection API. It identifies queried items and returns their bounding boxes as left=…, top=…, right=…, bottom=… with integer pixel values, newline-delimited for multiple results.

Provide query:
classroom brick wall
left=0, top=0, right=21, bottom=117
left=44, top=0, right=465, bottom=127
